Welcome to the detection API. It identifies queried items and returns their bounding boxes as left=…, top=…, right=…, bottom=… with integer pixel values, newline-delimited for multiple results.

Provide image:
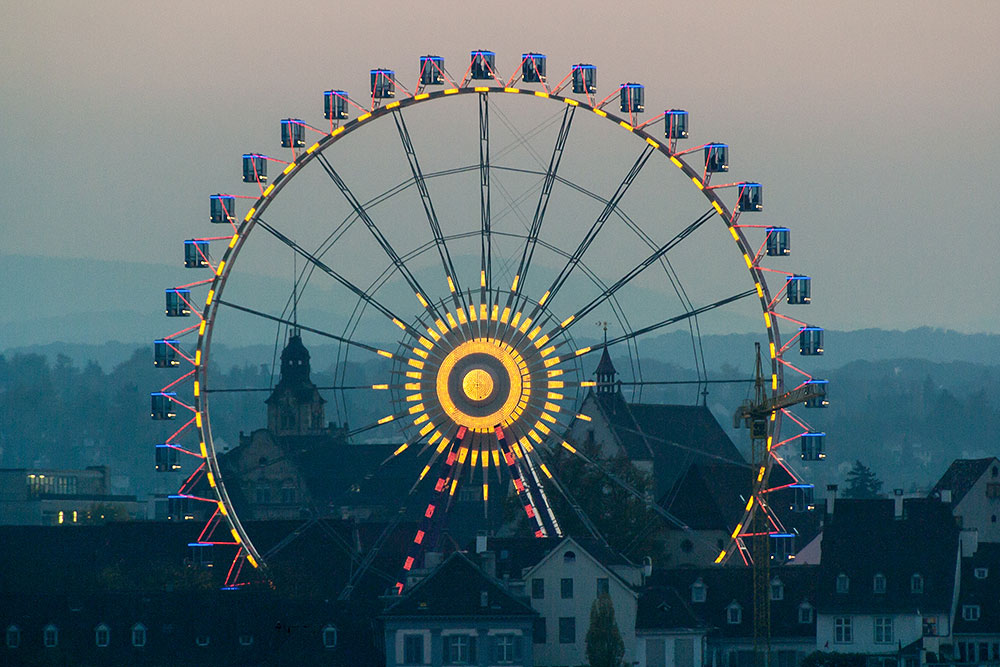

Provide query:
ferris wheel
left=150, top=50, right=827, bottom=590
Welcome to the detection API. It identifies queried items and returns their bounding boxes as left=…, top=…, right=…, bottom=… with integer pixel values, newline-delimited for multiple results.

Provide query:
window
left=911, top=573, right=924, bottom=593
left=836, top=573, right=849, bottom=594
left=403, top=634, right=424, bottom=664
left=445, top=634, right=475, bottom=664
left=770, top=578, right=784, bottom=601
left=559, top=617, right=576, bottom=644
left=563, top=550, right=576, bottom=563
left=561, top=577, right=574, bottom=599
left=95, top=623, right=110, bottom=647
left=691, top=578, right=707, bottom=603
left=873, top=573, right=886, bottom=594
left=986, top=483, right=1000, bottom=499
left=280, top=485, right=296, bottom=504
left=255, top=483, right=271, bottom=504
left=974, top=567, right=988, bottom=579
left=6, top=625, right=20, bottom=649
left=597, top=577, right=610, bottom=596
left=962, top=605, right=981, bottom=621
left=834, top=617, right=853, bottom=643
left=43, top=625, right=58, bottom=648
left=531, top=578, right=544, bottom=599
left=798, top=603, right=814, bottom=624
left=239, top=634, right=254, bottom=646
left=493, top=634, right=522, bottom=664
left=322, top=624, right=338, bottom=649
left=196, top=635, right=210, bottom=647
left=922, top=616, right=938, bottom=636
left=131, top=623, right=146, bottom=648
left=874, top=617, right=894, bottom=643
left=533, top=618, right=546, bottom=644
left=727, top=602, right=742, bottom=625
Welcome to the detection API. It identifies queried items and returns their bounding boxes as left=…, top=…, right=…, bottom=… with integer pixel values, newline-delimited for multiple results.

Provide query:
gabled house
left=381, top=551, right=537, bottom=667
left=930, top=457, right=1000, bottom=543
left=639, top=565, right=818, bottom=667
left=816, top=497, right=960, bottom=665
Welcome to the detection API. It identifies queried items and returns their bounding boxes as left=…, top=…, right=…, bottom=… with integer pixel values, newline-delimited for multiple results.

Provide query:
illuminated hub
left=462, top=368, right=495, bottom=402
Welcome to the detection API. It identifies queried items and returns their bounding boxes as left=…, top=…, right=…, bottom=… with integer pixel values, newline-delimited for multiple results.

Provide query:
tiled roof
left=930, top=458, right=998, bottom=505
left=954, top=543, right=1000, bottom=634
left=382, top=552, right=537, bottom=619
left=641, top=566, right=818, bottom=637
left=817, top=498, right=958, bottom=614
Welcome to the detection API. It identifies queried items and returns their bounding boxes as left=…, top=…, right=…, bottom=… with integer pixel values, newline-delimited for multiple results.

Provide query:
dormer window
left=911, top=573, right=924, bottom=593
left=974, top=567, right=988, bottom=579
left=43, top=625, right=58, bottom=648
left=727, top=602, right=743, bottom=624
left=95, top=623, right=110, bottom=648
left=5, top=625, right=20, bottom=649
left=798, top=603, right=814, bottom=624
left=836, top=573, right=849, bottom=594
left=691, top=578, right=707, bottom=603
left=770, top=577, right=784, bottom=601
left=322, top=625, right=338, bottom=649
left=962, top=605, right=981, bottom=622
left=873, top=573, right=886, bottom=594
left=131, top=623, right=147, bottom=648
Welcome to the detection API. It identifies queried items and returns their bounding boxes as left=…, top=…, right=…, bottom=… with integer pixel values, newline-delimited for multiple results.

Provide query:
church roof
left=594, top=344, right=617, bottom=376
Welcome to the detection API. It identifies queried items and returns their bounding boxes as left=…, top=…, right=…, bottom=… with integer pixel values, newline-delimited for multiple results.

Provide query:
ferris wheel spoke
left=254, top=217, right=421, bottom=339
left=314, top=152, right=445, bottom=322
left=479, top=92, right=492, bottom=300
left=391, top=109, right=466, bottom=308
left=525, top=144, right=656, bottom=319
left=215, top=298, right=399, bottom=360
left=552, top=207, right=716, bottom=338
left=505, top=104, right=576, bottom=314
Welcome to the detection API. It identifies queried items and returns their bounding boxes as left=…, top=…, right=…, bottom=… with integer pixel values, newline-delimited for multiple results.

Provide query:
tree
left=585, top=593, right=625, bottom=667
left=843, top=460, right=883, bottom=498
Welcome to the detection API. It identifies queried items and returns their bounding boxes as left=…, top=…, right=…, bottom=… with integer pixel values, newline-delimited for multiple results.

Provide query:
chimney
left=941, top=489, right=953, bottom=504
left=826, top=484, right=838, bottom=517
left=480, top=550, right=496, bottom=578
left=476, top=531, right=488, bottom=554
left=960, top=529, right=979, bottom=557
left=894, top=489, right=904, bottom=518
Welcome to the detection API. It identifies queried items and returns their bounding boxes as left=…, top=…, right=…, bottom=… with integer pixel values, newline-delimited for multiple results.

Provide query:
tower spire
left=594, top=321, right=617, bottom=393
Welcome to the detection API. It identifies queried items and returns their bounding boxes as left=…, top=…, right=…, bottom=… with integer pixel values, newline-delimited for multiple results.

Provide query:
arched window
left=770, top=577, right=784, bottom=601
left=873, top=573, right=886, bottom=594
left=322, top=624, right=338, bottom=649
left=131, top=623, right=147, bottom=648
left=239, top=634, right=254, bottom=646
left=5, top=625, right=20, bottom=649
left=911, top=573, right=924, bottom=593
left=95, top=623, right=110, bottom=647
left=43, top=625, right=58, bottom=648
left=836, top=573, right=849, bottom=594
left=563, top=551, right=576, bottom=563
left=727, top=602, right=742, bottom=624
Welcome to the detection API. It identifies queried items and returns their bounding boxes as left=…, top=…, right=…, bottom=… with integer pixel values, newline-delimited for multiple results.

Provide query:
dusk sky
left=3, top=1, right=999, bottom=340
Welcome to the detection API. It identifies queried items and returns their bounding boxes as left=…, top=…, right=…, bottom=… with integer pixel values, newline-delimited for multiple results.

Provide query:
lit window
left=834, top=617, right=853, bottom=643
left=322, top=625, right=338, bottom=649
left=770, top=578, right=784, bottom=601
left=962, top=605, right=981, bottom=622
left=911, top=574, right=924, bottom=593
left=798, top=604, right=814, bottom=624
left=6, top=625, right=20, bottom=649
left=43, top=625, right=58, bottom=648
left=131, top=623, right=146, bottom=648
left=403, top=633, right=424, bottom=664
left=95, top=623, right=110, bottom=647
left=874, top=617, right=894, bottom=643
left=836, top=573, right=849, bottom=594
left=691, top=578, right=707, bottom=603
left=873, top=573, right=886, bottom=594
left=727, top=602, right=742, bottom=625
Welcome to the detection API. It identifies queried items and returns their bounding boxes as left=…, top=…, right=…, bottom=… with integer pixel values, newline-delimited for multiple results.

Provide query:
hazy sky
left=3, top=1, right=999, bottom=335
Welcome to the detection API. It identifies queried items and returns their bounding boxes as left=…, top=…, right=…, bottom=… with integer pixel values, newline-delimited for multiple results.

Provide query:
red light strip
left=163, top=416, right=196, bottom=444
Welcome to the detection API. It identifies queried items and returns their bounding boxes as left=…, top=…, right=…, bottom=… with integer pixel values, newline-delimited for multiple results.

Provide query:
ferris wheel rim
left=190, top=85, right=786, bottom=577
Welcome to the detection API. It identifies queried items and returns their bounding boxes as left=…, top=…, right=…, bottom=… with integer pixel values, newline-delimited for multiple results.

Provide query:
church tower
left=594, top=326, right=618, bottom=394
left=265, top=332, right=327, bottom=437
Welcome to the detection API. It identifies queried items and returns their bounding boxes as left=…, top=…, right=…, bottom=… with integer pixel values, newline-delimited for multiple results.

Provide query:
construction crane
left=734, top=342, right=825, bottom=667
